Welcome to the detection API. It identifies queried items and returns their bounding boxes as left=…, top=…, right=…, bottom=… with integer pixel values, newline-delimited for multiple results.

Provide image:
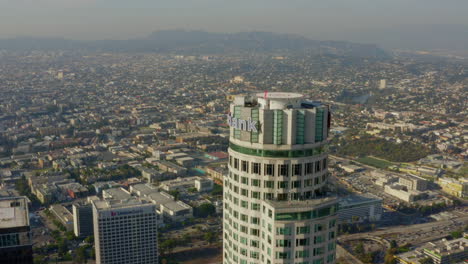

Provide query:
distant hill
left=338, top=24, right=468, bottom=51
left=0, top=30, right=388, bottom=58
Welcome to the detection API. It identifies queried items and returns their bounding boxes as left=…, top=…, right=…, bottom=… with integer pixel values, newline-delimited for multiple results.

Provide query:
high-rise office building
left=92, top=199, right=158, bottom=264
left=0, top=197, right=33, bottom=264
left=223, top=93, right=338, bottom=264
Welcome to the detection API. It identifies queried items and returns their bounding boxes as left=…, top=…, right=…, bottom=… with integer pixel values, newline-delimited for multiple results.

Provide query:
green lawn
left=356, top=156, right=394, bottom=169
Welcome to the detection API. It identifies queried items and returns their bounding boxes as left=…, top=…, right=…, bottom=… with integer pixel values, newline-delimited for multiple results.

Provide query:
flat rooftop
left=256, top=92, right=303, bottom=99
left=266, top=196, right=338, bottom=213
left=339, top=194, right=382, bottom=208
left=0, top=197, right=29, bottom=228
left=92, top=198, right=149, bottom=210
left=102, top=188, right=132, bottom=200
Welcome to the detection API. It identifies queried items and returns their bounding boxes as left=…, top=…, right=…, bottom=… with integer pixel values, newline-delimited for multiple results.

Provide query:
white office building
left=224, top=93, right=338, bottom=264
left=92, top=199, right=158, bottom=264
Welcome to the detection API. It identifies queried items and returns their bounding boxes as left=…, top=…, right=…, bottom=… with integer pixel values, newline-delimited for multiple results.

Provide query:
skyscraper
left=72, top=202, right=94, bottom=238
left=223, top=93, right=338, bottom=264
left=92, top=199, right=158, bottom=264
left=0, top=197, right=33, bottom=264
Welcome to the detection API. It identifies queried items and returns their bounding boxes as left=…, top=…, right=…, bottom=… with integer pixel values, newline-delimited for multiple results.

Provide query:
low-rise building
left=155, top=160, right=187, bottom=176
left=206, top=166, right=227, bottom=184
left=102, top=188, right=132, bottom=201
left=339, top=164, right=364, bottom=173
left=398, top=175, right=428, bottom=191
left=338, top=194, right=383, bottom=224
left=384, top=184, right=423, bottom=203
left=438, top=177, right=468, bottom=198
left=129, top=184, right=193, bottom=222
left=49, top=204, right=74, bottom=231
left=423, top=237, right=467, bottom=264
left=160, top=176, right=213, bottom=193
left=396, top=237, right=468, bottom=264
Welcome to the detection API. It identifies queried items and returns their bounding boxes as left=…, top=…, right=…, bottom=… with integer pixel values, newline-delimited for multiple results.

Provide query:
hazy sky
left=1, top=0, right=467, bottom=41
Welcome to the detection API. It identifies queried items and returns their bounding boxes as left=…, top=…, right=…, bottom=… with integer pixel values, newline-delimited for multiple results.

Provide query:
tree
left=194, top=203, right=216, bottom=218
left=204, top=231, right=216, bottom=244
left=160, top=239, right=177, bottom=254
left=33, top=255, right=47, bottom=264
left=419, top=257, right=433, bottom=264
left=84, top=235, right=94, bottom=244
left=58, top=239, right=69, bottom=258
left=74, top=246, right=88, bottom=264
left=169, top=190, right=180, bottom=201
left=210, top=184, right=223, bottom=196
left=65, top=231, right=76, bottom=241
left=450, top=230, right=463, bottom=239
left=354, top=242, right=365, bottom=255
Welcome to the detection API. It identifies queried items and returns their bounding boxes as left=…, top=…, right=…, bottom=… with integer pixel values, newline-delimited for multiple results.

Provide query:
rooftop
left=92, top=198, right=149, bottom=210
left=266, top=196, right=338, bottom=213
left=339, top=194, right=382, bottom=208
left=0, top=197, right=29, bottom=229
left=256, top=92, right=304, bottom=99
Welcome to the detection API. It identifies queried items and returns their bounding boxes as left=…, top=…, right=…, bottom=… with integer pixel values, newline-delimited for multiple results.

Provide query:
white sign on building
left=227, top=113, right=258, bottom=132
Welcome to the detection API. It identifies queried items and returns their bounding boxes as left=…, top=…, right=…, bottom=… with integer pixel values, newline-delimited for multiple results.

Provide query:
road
left=339, top=214, right=468, bottom=246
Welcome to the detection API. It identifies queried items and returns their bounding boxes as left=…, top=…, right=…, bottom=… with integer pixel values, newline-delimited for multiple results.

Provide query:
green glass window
left=251, top=108, right=259, bottom=143
left=234, top=106, right=241, bottom=139
left=315, top=108, right=324, bottom=142
left=229, top=142, right=325, bottom=158
left=273, top=110, right=283, bottom=145
left=296, top=110, right=305, bottom=144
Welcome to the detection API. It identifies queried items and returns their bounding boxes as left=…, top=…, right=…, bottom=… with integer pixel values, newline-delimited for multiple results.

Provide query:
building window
left=292, top=180, right=301, bottom=188
left=315, top=161, right=321, bottom=172
left=251, top=108, right=259, bottom=143
left=273, top=110, right=283, bottom=145
left=305, top=163, right=313, bottom=174
left=241, top=160, right=249, bottom=172
left=251, top=179, right=260, bottom=187
left=264, top=193, right=274, bottom=200
left=234, top=106, right=241, bottom=139
left=251, top=191, right=260, bottom=199
left=264, top=164, right=275, bottom=176
left=276, top=240, right=291, bottom=247
left=251, top=203, right=260, bottom=211
left=264, top=180, right=274, bottom=188
left=234, top=158, right=239, bottom=169
left=276, top=252, right=289, bottom=259
left=278, top=193, right=288, bottom=201
left=241, top=201, right=248, bottom=209
left=295, top=250, right=309, bottom=258
left=296, top=226, right=310, bottom=235
left=296, top=110, right=305, bottom=144
left=293, top=164, right=302, bottom=176
left=252, top=162, right=261, bottom=174
left=276, top=227, right=292, bottom=235
left=241, top=177, right=248, bottom=185
left=278, top=181, right=288, bottom=189
left=241, top=189, right=248, bottom=197
left=315, top=108, right=324, bottom=142
left=279, top=164, right=289, bottom=177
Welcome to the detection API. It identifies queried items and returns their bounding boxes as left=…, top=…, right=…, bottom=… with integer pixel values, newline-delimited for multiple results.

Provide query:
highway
left=339, top=214, right=468, bottom=246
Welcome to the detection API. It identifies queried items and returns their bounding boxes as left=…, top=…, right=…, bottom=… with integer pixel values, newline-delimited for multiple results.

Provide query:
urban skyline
left=0, top=9, right=467, bottom=264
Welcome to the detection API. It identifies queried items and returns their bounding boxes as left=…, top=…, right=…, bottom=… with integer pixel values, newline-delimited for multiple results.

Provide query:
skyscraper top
left=257, top=92, right=303, bottom=99
left=0, top=197, right=29, bottom=229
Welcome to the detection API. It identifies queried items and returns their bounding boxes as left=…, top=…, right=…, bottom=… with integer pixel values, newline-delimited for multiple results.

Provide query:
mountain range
left=0, top=30, right=388, bottom=58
